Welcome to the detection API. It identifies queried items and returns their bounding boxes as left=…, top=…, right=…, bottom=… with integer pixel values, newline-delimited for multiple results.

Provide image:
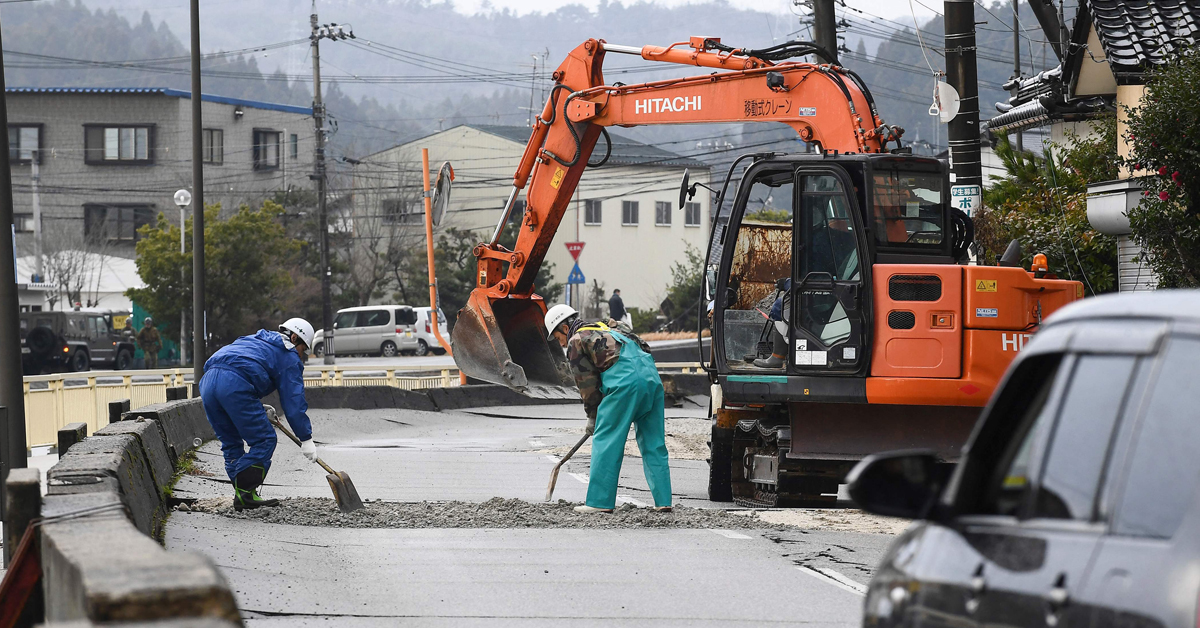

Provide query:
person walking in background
left=137, top=317, right=162, bottom=369
left=608, top=289, right=631, bottom=327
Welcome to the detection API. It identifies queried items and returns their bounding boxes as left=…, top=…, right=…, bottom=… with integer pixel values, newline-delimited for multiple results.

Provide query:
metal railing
left=21, top=362, right=703, bottom=450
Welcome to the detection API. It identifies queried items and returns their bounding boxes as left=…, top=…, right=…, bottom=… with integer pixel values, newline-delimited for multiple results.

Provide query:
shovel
left=265, top=405, right=365, bottom=513
left=546, top=432, right=591, bottom=501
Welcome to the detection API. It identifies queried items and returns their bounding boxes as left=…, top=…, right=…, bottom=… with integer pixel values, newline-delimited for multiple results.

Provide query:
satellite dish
left=431, top=161, right=454, bottom=227
left=936, top=81, right=961, bottom=123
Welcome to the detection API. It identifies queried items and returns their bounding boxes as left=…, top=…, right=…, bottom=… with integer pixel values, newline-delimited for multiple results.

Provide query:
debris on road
left=183, top=496, right=906, bottom=534
left=194, top=496, right=799, bottom=530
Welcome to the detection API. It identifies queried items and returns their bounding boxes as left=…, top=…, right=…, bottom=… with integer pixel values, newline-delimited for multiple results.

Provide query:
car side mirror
left=846, top=450, right=950, bottom=520
left=678, top=168, right=695, bottom=210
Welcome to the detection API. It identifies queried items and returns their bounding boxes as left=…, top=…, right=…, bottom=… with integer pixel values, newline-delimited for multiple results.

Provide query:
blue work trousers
left=585, top=335, right=673, bottom=509
left=200, top=367, right=277, bottom=480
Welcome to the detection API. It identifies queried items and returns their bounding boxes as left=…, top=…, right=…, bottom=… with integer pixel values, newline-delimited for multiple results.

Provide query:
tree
left=127, top=201, right=301, bottom=348
left=340, top=163, right=427, bottom=306
left=1121, top=49, right=1200, bottom=287
left=431, top=214, right=562, bottom=329
left=24, top=219, right=115, bottom=310
left=976, top=124, right=1119, bottom=294
left=660, top=242, right=706, bottom=332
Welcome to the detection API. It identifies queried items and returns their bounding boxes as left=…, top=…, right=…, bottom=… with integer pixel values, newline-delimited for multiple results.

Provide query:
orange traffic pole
left=421, top=148, right=453, bottom=359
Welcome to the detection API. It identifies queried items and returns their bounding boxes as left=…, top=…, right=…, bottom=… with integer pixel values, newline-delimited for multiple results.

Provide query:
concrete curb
left=37, top=398, right=243, bottom=625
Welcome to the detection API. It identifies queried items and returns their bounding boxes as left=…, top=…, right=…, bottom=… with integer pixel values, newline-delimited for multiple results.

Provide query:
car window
left=35, top=317, right=54, bottom=330
left=67, top=316, right=87, bottom=335
left=360, top=310, right=389, bottom=327
left=396, top=308, right=417, bottom=325
left=975, top=354, right=1066, bottom=517
left=335, top=311, right=359, bottom=329
left=1032, top=355, right=1137, bottom=521
left=89, top=316, right=108, bottom=338
left=1112, top=337, right=1200, bottom=538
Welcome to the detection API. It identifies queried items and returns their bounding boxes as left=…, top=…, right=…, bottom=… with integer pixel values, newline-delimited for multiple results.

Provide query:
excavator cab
left=710, top=153, right=954, bottom=382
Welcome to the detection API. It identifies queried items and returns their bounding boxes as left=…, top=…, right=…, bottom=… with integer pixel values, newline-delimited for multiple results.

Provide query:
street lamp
left=174, top=189, right=192, bottom=368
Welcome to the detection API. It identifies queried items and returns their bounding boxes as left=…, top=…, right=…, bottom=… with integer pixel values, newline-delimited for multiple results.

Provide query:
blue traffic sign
left=567, top=263, right=585, bottom=285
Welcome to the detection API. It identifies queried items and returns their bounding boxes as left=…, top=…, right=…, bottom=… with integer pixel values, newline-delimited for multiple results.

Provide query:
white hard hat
left=279, top=317, right=315, bottom=349
left=544, top=304, right=578, bottom=340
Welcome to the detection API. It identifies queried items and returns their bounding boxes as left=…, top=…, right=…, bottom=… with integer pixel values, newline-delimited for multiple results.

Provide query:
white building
left=352, top=124, right=712, bottom=314
left=15, top=252, right=143, bottom=312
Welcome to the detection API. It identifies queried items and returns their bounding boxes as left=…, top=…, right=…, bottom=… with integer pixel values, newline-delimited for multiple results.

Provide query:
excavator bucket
left=451, top=290, right=575, bottom=396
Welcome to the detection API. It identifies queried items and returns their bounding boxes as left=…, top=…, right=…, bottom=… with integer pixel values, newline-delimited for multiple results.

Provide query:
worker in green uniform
left=544, top=304, right=672, bottom=513
left=138, top=317, right=162, bottom=369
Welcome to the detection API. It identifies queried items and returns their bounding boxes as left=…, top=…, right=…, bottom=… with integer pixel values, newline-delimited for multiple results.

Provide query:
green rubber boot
left=233, top=464, right=279, bottom=511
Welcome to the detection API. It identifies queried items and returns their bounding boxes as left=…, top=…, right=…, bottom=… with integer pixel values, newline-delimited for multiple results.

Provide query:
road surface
left=165, top=401, right=898, bottom=626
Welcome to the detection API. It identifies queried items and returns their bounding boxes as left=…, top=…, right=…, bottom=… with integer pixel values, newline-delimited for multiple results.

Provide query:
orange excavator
left=450, top=37, right=1083, bottom=505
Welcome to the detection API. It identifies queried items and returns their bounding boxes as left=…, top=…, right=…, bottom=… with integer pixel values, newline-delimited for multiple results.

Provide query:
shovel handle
left=546, top=432, right=591, bottom=502
left=268, top=411, right=334, bottom=474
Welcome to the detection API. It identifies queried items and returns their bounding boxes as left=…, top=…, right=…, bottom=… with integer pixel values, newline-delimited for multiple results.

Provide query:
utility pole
left=190, top=0, right=206, bottom=386
left=0, top=18, right=27, bottom=522
left=312, top=11, right=333, bottom=365
left=1012, top=0, right=1023, bottom=153
left=31, top=150, right=41, bottom=282
left=945, top=0, right=983, bottom=217
left=812, top=0, right=839, bottom=64
left=310, top=14, right=354, bottom=365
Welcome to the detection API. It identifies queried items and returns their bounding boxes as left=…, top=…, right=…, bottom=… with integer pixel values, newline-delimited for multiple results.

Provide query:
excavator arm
left=451, top=37, right=905, bottom=391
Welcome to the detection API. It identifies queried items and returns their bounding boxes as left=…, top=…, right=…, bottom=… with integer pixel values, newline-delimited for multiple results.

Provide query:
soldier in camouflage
left=544, top=304, right=673, bottom=514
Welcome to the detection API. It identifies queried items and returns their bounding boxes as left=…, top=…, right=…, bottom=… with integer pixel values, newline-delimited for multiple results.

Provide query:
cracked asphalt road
left=165, top=403, right=900, bottom=626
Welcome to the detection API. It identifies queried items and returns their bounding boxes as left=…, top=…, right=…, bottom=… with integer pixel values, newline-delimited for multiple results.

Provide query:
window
left=871, top=169, right=944, bottom=248
left=1114, top=338, right=1200, bottom=538
left=655, top=201, right=672, bottom=226
left=685, top=202, right=702, bottom=227
left=84, top=125, right=152, bottom=164
left=202, top=129, right=223, bottom=165
left=253, top=130, right=281, bottom=170
left=1032, top=355, right=1137, bottom=520
left=8, top=125, right=40, bottom=163
left=87, top=316, right=108, bottom=339
left=382, top=198, right=423, bottom=225
left=289, top=133, right=299, bottom=160
left=83, top=204, right=155, bottom=243
left=396, top=308, right=417, bottom=326
left=334, top=311, right=359, bottom=329
left=360, top=310, right=390, bottom=327
left=584, top=199, right=601, bottom=225
left=13, top=213, right=33, bottom=233
left=622, top=200, right=639, bottom=226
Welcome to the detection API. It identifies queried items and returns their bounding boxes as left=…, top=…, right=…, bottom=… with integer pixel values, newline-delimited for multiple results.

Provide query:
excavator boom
left=451, top=37, right=903, bottom=391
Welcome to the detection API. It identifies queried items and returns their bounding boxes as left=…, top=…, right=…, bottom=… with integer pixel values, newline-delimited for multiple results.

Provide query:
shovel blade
left=325, top=471, right=365, bottom=513
left=451, top=290, right=573, bottom=391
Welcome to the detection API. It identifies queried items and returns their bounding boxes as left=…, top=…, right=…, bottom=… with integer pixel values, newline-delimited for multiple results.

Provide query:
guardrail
left=21, top=362, right=704, bottom=450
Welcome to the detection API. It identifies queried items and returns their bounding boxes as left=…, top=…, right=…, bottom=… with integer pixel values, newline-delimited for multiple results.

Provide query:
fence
left=21, top=365, right=462, bottom=450
left=21, top=362, right=703, bottom=450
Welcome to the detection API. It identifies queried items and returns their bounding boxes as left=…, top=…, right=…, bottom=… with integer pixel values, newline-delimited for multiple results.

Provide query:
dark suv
left=850, top=291, right=1200, bottom=628
left=20, top=310, right=136, bottom=374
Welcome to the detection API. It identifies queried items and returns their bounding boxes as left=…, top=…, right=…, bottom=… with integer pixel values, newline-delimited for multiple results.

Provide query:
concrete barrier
left=57, top=423, right=88, bottom=457
left=40, top=493, right=240, bottom=625
left=35, top=397, right=243, bottom=625
left=423, top=384, right=579, bottom=411
left=47, top=434, right=164, bottom=538
left=289, top=386, right=439, bottom=412
left=121, top=400, right=214, bottom=466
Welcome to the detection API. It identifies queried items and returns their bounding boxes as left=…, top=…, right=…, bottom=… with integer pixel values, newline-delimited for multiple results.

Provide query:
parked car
left=311, top=305, right=419, bottom=358
left=412, top=306, right=449, bottom=356
left=849, top=291, right=1200, bottom=628
left=20, top=310, right=136, bottom=374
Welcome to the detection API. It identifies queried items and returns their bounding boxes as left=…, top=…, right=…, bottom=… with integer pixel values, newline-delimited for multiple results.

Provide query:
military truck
left=20, top=310, right=136, bottom=374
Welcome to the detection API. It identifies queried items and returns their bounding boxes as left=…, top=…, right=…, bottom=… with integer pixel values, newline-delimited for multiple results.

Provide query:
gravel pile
left=193, top=496, right=792, bottom=530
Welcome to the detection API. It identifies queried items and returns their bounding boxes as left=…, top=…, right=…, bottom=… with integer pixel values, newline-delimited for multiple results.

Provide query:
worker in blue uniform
left=199, top=318, right=317, bottom=510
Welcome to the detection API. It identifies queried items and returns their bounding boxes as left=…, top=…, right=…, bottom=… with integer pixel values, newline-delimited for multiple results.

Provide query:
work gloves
left=585, top=415, right=596, bottom=436
left=300, top=439, right=317, bottom=462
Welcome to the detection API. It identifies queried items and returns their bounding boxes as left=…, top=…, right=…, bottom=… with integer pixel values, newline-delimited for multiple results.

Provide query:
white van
left=311, top=305, right=420, bottom=358
left=412, top=306, right=449, bottom=356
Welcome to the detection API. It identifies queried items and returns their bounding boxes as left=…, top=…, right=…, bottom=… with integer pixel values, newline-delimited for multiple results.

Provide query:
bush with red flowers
left=1123, top=49, right=1200, bottom=287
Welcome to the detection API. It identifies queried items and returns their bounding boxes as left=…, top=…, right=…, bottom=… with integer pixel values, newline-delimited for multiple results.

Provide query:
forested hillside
left=1, top=0, right=1062, bottom=159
